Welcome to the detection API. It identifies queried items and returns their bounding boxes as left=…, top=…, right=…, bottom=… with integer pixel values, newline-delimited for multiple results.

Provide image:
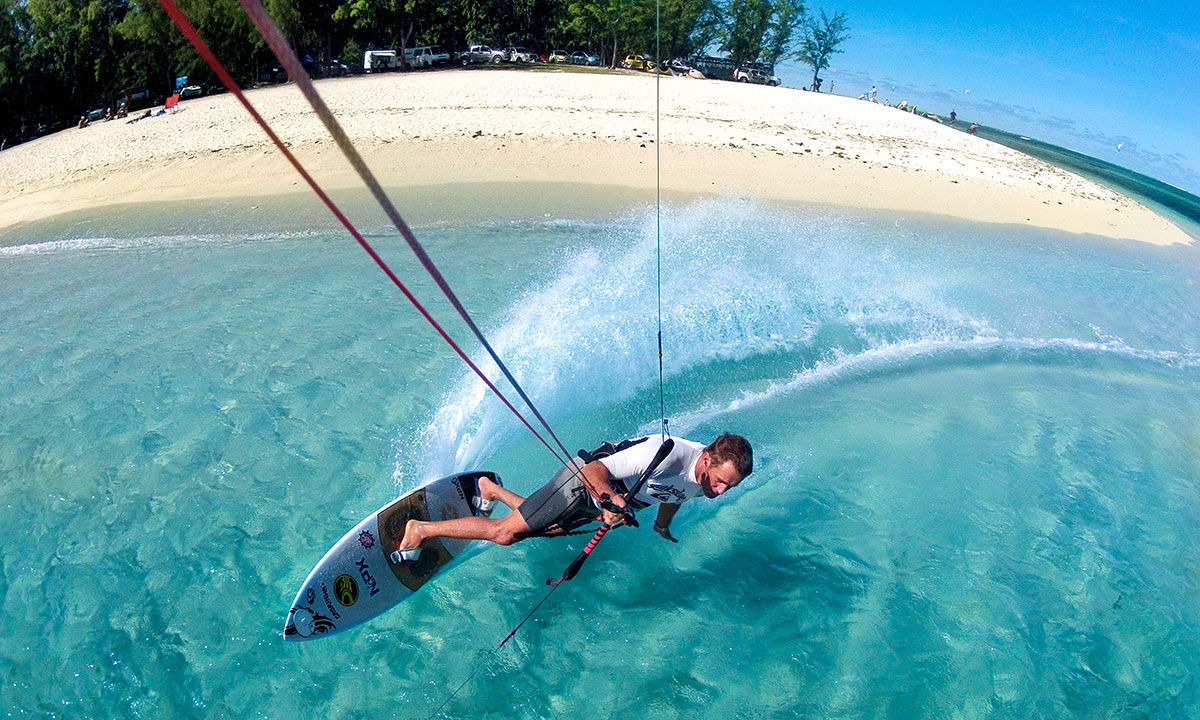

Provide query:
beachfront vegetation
left=0, top=0, right=849, bottom=142
left=796, top=9, right=848, bottom=93
left=721, top=0, right=803, bottom=68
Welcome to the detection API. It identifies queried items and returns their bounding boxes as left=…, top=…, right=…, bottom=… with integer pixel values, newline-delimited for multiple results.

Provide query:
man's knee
left=493, top=531, right=518, bottom=546
left=491, top=514, right=529, bottom=546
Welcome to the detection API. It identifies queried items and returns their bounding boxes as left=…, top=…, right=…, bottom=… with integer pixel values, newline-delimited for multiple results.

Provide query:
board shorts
left=517, top=464, right=598, bottom=534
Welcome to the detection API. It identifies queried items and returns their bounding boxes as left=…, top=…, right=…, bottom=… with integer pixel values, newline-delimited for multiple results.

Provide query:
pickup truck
left=735, top=64, right=781, bottom=86
left=458, top=44, right=504, bottom=66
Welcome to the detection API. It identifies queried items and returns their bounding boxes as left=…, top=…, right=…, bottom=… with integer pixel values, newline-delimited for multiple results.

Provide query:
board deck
left=283, top=470, right=498, bottom=641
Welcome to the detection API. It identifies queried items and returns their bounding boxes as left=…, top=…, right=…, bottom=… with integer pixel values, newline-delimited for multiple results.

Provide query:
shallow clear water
left=2, top=199, right=1199, bottom=718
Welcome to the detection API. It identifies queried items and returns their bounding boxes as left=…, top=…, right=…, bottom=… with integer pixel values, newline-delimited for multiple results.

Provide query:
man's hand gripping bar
left=546, top=438, right=675, bottom=585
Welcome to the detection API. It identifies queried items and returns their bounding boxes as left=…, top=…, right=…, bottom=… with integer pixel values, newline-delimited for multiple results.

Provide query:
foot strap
left=390, top=548, right=422, bottom=564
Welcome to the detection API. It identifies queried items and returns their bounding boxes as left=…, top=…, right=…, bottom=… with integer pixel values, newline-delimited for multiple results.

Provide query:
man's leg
left=396, top=466, right=582, bottom=556
left=397, top=509, right=531, bottom=551
left=478, top=476, right=524, bottom=510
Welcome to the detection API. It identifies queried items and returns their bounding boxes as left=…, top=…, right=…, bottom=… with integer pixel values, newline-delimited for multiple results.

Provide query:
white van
left=363, top=50, right=398, bottom=72
left=404, top=46, right=435, bottom=68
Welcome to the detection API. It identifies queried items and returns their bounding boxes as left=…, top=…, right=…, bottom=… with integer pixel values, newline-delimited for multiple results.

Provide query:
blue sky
left=772, top=1, right=1200, bottom=195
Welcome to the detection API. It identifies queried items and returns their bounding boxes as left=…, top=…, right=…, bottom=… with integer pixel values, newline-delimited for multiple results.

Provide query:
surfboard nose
left=283, top=605, right=316, bottom=641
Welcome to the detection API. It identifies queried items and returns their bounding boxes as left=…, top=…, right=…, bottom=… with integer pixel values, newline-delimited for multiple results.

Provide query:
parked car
left=85, top=107, right=106, bottom=121
left=570, top=51, right=601, bottom=66
left=735, top=62, right=780, bottom=86
left=405, top=46, right=437, bottom=68
left=179, top=84, right=204, bottom=99
left=665, top=58, right=693, bottom=76
left=621, top=54, right=656, bottom=71
left=505, top=47, right=538, bottom=63
left=260, top=65, right=290, bottom=83
left=428, top=46, right=451, bottom=65
left=548, top=49, right=569, bottom=63
left=459, top=44, right=504, bottom=65
left=363, top=49, right=399, bottom=73
left=322, top=59, right=350, bottom=77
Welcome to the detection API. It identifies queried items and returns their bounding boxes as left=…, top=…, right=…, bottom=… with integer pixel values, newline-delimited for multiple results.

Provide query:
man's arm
left=653, top=503, right=681, bottom=543
left=580, top=460, right=627, bottom=525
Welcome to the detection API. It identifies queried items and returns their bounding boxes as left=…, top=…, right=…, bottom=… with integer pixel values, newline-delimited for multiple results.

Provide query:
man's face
left=697, top=453, right=743, bottom=499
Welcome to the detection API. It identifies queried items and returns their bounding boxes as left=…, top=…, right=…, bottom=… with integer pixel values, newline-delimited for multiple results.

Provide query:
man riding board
left=391, top=433, right=753, bottom=562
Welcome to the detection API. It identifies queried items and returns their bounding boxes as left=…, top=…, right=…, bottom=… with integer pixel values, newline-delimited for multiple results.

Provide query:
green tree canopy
left=795, top=8, right=847, bottom=91
left=0, top=0, right=850, bottom=140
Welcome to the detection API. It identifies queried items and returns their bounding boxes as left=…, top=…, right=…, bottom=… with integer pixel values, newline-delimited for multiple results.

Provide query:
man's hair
left=705, top=433, right=753, bottom=478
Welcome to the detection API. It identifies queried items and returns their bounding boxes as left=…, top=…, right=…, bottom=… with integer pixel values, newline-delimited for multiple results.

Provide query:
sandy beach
left=0, top=68, right=1191, bottom=245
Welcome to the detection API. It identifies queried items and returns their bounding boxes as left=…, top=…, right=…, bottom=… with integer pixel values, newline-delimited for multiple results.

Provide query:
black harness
left=577, top=436, right=653, bottom=510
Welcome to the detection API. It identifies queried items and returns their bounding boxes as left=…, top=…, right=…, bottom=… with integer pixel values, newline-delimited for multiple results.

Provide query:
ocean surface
left=2, top=198, right=1199, bottom=718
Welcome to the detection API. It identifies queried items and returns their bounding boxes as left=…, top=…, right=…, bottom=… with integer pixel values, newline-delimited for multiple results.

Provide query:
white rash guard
left=597, top=437, right=706, bottom=507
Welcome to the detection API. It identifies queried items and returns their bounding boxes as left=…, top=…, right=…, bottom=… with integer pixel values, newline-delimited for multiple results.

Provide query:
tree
left=115, top=0, right=183, bottom=98
left=656, top=0, right=720, bottom=62
left=0, top=0, right=30, bottom=134
left=564, top=0, right=635, bottom=68
left=760, top=0, right=802, bottom=66
left=333, top=0, right=406, bottom=51
left=795, top=8, right=846, bottom=92
left=719, top=0, right=771, bottom=67
left=334, top=0, right=444, bottom=66
left=719, top=0, right=804, bottom=69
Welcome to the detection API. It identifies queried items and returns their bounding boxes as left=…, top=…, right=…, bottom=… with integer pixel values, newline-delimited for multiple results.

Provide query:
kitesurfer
left=391, top=433, right=753, bottom=562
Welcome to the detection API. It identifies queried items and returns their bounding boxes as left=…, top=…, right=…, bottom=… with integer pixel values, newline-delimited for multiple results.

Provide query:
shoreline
left=1, top=69, right=1192, bottom=246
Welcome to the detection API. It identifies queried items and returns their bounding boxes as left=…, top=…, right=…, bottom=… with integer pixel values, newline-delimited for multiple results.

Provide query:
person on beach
left=77, top=115, right=88, bottom=129
left=390, top=433, right=753, bottom=561
left=949, top=110, right=957, bottom=126
left=870, top=85, right=877, bottom=102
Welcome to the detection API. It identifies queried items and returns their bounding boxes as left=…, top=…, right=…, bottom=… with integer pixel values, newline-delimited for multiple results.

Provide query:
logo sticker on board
left=334, top=574, right=358, bottom=607
left=358, top=530, right=375, bottom=549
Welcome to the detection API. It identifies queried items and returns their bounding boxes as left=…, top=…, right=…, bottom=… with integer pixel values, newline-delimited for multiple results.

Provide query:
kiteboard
left=283, top=470, right=498, bottom=641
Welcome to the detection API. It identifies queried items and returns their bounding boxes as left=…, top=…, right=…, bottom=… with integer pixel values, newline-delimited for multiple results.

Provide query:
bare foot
left=396, top=518, right=425, bottom=551
left=478, top=477, right=499, bottom=502
left=477, top=476, right=523, bottom=511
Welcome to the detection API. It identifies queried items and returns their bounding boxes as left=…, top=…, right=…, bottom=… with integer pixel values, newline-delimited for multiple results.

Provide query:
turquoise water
left=2, top=199, right=1200, bottom=718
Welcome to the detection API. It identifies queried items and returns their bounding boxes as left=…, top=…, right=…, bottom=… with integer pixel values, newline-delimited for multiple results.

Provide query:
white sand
left=0, top=68, right=1190, bottom=245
